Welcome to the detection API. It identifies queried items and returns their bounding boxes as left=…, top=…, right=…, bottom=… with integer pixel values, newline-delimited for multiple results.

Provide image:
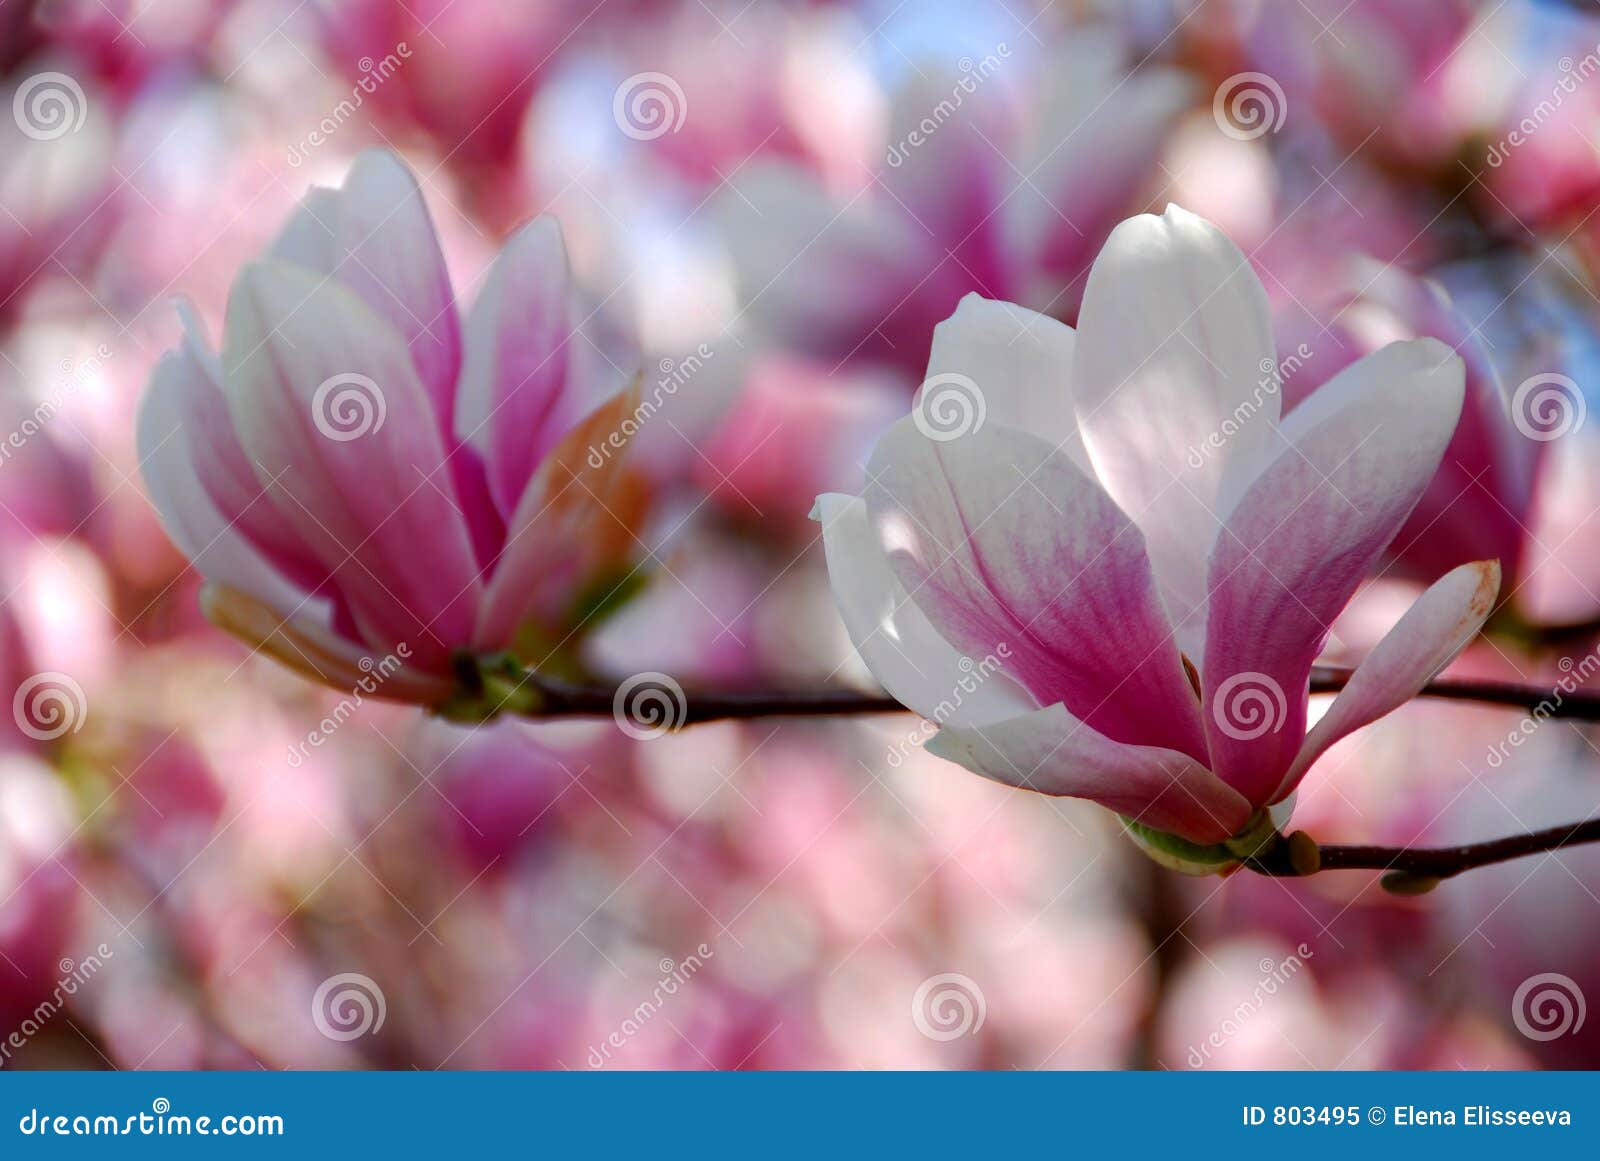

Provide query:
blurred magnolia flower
left=1218, top=0, right=1480, bottom=168
left=138, top=149, right=644, bottom=706
left=0, top=754, right=80, bottom=1029
left=721, top=33, right=1189, bottom=374
left=1276, top=266, right=1545, bottom=590
left=815, top=206, right=1498, bottom=862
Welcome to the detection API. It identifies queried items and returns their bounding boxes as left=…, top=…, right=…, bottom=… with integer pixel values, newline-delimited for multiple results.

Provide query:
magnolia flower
left=139, top=149, right=642, bottom=705
left=815, top=206, right=1500, bottom=863
left=722, top=32, right=1189, bottom=374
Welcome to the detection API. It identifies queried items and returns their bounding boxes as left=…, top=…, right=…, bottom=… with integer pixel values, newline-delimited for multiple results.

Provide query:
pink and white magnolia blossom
left=815, top=205, right=1500, bottom=855
left=138, top=149, right=643, bottom=705
left=722, top=33, right=1190, bottom=374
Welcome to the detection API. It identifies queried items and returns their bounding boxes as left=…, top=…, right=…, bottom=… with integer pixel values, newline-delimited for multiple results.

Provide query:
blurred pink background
left=1, top=0, right=1599, bottom=1070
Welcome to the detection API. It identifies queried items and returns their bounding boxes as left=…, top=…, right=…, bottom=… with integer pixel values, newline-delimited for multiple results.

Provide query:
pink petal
left=812, top=492, right=1033, bottom=726
left=1276, top=559, right=1500, bottom=801
left=221, top=260, right=482, bottom=670
left=145, top=305, right=329, bottom=593
left=329, top=149, right=463, bottom=426
left=474, top=384, right=648, bottom=654
left=926, top=703, right=1252, bottom=845
left=864, top=418, right=1207, bottom=758
left=1072, top=205, right=1279, bottom=656
left=200, top=584, right=453, bottom=705
left=1202, top=338, right=1465, bottom=805
left=137, top=343, right=315, bottom=616
left=454, top=216, right=574, bottom=517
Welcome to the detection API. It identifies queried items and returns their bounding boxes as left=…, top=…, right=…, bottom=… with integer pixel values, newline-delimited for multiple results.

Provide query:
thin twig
left=1247, top=819, right=1600, bottom=886
left=1309, top=664, right=1600, bottom=719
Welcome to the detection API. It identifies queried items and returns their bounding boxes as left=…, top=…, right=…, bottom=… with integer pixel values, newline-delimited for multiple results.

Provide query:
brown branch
left=474, top=664, right=1600, bottom=725
left=1246, top=819, right=1600, bottom=890
left=1310, top=664, right=1600, bottom=719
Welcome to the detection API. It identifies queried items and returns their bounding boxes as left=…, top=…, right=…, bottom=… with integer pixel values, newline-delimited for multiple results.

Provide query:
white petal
left=1073, top=204, right=1278, bottom=656
left=812, top=492, right=1031, bottom=727
left=925, top=294, right=1090, bottom=471
left=1276, top=560, right=1501, bottom=800
left=925, top=702, right=1252, bottom=845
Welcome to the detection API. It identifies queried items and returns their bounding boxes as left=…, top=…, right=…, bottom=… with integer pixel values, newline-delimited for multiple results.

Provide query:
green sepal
left=1121, top=809, right=1283, bottom=876
left=1121, top=818, right=1241, bottom=876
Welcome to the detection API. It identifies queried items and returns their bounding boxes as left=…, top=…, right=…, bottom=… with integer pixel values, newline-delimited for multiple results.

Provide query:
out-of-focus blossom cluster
left=2, top=0, right=1600, bottom=1071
